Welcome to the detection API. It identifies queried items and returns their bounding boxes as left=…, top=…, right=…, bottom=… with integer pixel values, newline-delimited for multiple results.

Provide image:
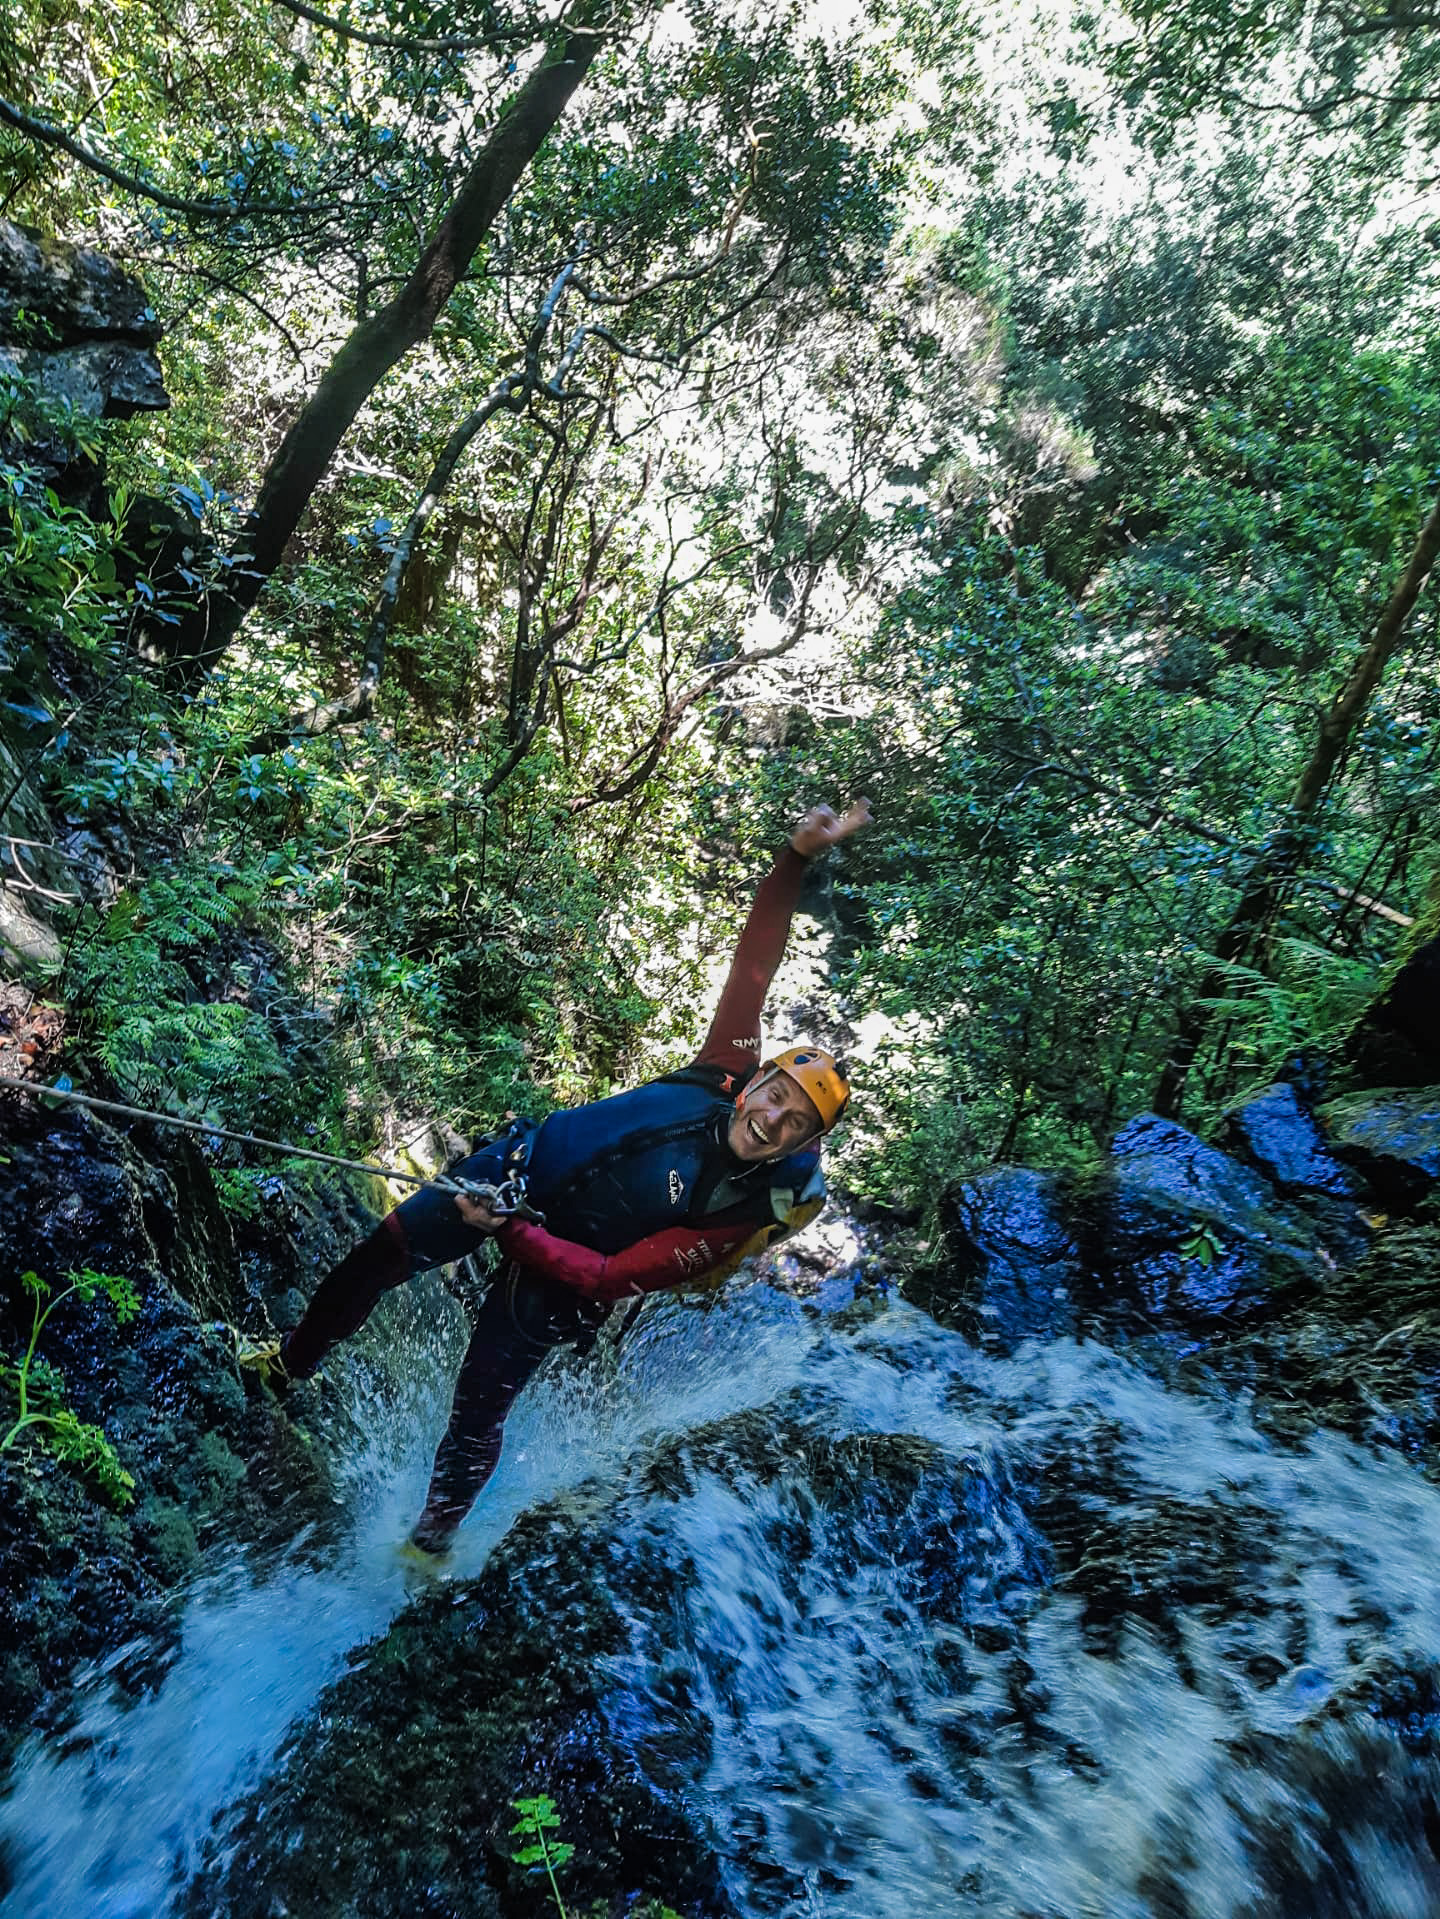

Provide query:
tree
left=168, top=13, right=613, bottom=674
left=1153, top=486, right=1440, bottom=1114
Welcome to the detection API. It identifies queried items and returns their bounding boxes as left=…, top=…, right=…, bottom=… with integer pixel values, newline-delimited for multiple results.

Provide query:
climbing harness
left=0, top=1072, right=543, bottom=1222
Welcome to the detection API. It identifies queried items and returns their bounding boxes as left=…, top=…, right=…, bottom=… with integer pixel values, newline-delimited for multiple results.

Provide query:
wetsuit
left=281, top=845, right=825, bottom=1540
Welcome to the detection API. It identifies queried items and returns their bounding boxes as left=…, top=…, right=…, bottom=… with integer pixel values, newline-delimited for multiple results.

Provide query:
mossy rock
left=1319, top=1086, right=1440, bottom=1202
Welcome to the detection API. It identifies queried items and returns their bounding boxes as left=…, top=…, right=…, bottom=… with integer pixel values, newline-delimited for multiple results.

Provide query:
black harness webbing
left=536, top=1065, right=764, bottom=1225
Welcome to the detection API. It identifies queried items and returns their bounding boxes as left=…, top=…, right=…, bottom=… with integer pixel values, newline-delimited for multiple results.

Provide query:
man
left=250, top=798, right=870, bottom=1554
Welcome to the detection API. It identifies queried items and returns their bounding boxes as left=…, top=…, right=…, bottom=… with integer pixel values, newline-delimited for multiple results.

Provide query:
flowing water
left=3, top=1246, right=1439, bottom=1917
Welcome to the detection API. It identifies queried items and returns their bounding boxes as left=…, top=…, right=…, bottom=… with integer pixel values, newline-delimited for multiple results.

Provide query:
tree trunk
left=1154, top=486, right=1440, bottom=1117
left=168, top=22, right=605, bottom=677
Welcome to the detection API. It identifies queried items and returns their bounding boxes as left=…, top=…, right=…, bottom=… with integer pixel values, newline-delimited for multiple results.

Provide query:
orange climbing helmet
left=755, top=1045, right=851, bottom=1136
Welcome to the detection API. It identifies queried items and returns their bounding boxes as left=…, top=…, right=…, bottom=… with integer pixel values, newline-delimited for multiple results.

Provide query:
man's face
left=727, top=1069, right=823, bottom=1162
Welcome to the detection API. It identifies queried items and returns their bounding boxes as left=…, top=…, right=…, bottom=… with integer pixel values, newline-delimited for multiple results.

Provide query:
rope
left=0, top=1072, right=484, bottom=1199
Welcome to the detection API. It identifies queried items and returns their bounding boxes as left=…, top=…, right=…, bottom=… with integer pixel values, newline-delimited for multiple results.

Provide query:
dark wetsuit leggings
left=282, top=1125, right=605, bottom=1540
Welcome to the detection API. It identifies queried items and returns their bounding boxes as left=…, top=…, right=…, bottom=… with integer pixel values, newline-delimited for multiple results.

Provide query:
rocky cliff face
left=0, top=1092, right=390, bottom=1767
left=0, top=220, right=173, bottom=973
left=0, top=219, right=168, bottom=471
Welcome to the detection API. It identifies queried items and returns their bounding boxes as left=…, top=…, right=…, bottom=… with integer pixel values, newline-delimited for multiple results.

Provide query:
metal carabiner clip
left=451, top=1172, right=546, bottom=1227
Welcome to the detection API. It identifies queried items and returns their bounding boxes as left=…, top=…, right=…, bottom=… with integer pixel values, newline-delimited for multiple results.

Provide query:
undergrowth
left=1, top=1267, right=140, bottom=1506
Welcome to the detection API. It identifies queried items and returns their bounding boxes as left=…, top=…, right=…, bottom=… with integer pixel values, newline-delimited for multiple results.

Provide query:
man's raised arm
left=694, top=800, right=872, bottom=1071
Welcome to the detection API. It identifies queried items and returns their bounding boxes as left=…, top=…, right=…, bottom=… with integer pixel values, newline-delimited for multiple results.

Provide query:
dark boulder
left=923, top=1167, right=1082, bottom=1351
left=923, top=1118, right=1326, bottom=1355
left=1318, top=1086, right=1440, bottom=1204
left=1219, top=1082, right=1357, bottom=1200
left=0, top=221, right=159, bottom=342
left=1107, top=1112, right=1314, bottom=1248
left=0, top=220, right=167, bottom=450
left=1344, top=921, right=1440, bottom=1090
left=1075, top=1114, right=1321, bottom=1336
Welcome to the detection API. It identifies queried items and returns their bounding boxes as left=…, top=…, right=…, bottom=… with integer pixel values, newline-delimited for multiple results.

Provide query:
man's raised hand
left=790, top=798, right=873, bottom=859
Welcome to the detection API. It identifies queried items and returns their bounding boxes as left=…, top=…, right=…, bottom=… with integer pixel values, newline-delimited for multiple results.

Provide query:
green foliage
left=509, top=1794, right=575, bottom=1919
left=1, top=1268, right=140, bottom=1506
left=64, top=860, right=298, bottom=1126
left=1180, top=1224, right=1224, bottom=1269
left=578, top=1906, right=683, bottom=1919
left=211, top=1167, right=265, bottom=1220
left=1085, top=0, right=1440, bottom=165
left=0, top=377, right=124, bottom=653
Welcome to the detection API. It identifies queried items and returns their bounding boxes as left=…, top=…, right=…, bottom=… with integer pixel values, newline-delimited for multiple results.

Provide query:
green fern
left=212, top=1167, right=266, bottom=1219
left=131, top=868, right=256, bottom=948
left=68, top=862, right=289, bottom=1123
left=1192, top=939, right=1375, bottom=1079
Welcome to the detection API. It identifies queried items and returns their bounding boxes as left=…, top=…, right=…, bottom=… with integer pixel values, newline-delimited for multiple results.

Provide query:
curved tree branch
left=0, top=94, right=340, bottom=218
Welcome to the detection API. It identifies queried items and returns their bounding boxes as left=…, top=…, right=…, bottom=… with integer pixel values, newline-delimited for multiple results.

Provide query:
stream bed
left=3, top=1238, right=1440, bottom=1918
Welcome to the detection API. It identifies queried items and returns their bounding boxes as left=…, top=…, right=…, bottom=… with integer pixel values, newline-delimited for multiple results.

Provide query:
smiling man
left=248, top=798, right=871, bottom=1554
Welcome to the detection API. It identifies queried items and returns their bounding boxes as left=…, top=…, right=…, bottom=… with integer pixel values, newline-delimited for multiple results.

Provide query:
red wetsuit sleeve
left=694, top=845, right=810, bottom=1071
left=497, top=1216, right=756, bottom=1303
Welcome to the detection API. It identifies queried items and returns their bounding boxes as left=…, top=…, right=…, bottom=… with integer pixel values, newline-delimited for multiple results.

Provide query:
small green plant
left=2, top=1268, right=140, bottom=1505
left=1179, top=1223, right=1224, bottom=1269
left=510, top=1794, right=575, bottom=1919
left=212, top=1166, right=265, bottom=1220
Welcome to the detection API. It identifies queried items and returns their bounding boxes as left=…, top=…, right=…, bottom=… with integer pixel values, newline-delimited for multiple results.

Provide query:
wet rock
left=0, top=638, right=84, bottom=973
left=1213, top=1679, right=1440, bottom=1918
left=183, top=1478, right=730, bottom=1919
left=227, top=1165, right=386, bottom=1312
left=0, top=1100, right=346, bottom=1760
left=1318, top=1085, right=1440, bottom=1204
left=1108, top=1112, right=1315, bottom=1250
left=1175, top=1221, right=1440, bottom=1478
left=0, top=1460, right=179, bottom=1751
left=920, top=1167, right=1081, bottom=1352
left=1337, top=1653, right=1440, bottom=1758
left=922, top=1118, right=1328, bottom=1354
left=1219, top=1082, right=1357, bottom=1200
left=185, top=1408, right=1046, bottom=1919
left=1076, top=1114, right=1321, bottom=1336
left=643, top=1399, right=1047, bottom=1629
left=0, top=1104, right=241, bottom=1322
